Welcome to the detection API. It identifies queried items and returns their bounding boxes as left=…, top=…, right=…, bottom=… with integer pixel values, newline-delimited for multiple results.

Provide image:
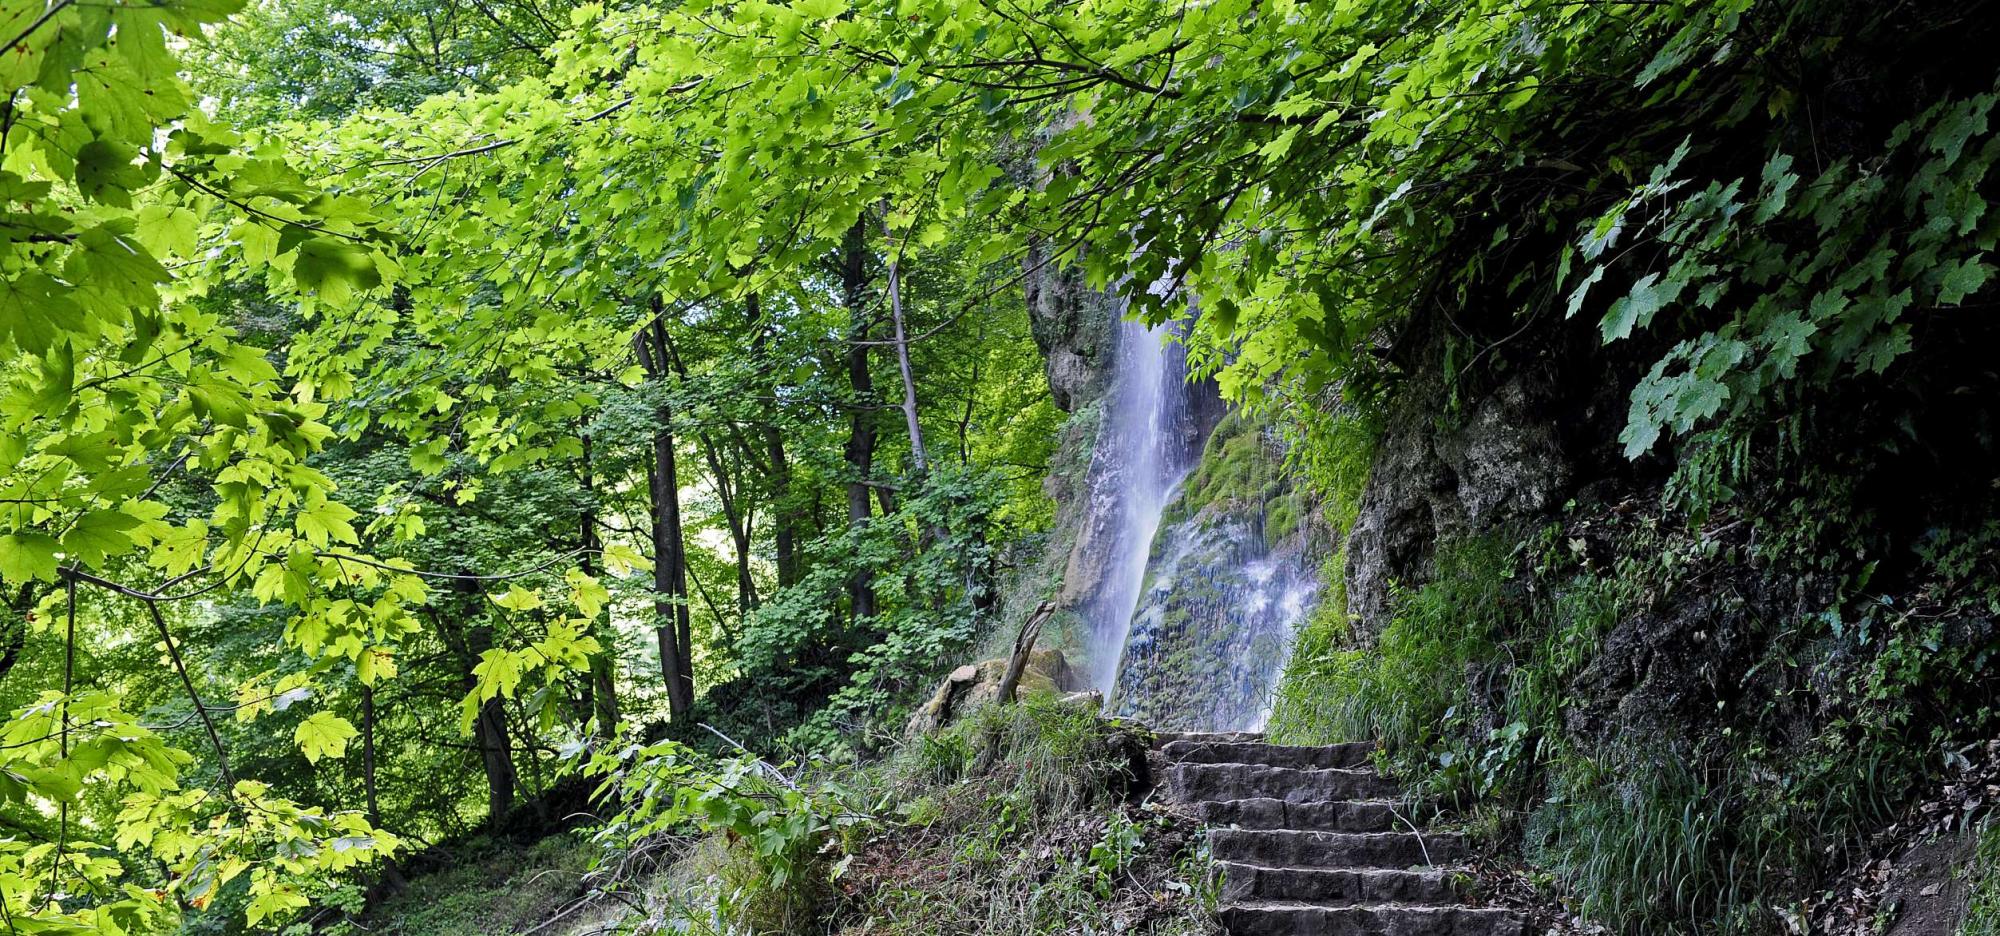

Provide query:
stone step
left=1219, top=903, right=1530, bottom=936
left=1195, top=797, right=1404, bottom=833
left=1209, top=829, right=1471, bottom=869
left=1218, top=863, right=1463, bottom=905
left=1151, top=730, right=1266, bottom=746
left=1162, top=740, right=1378, bottom=770
left=1167, top=763, right=1403, bottom=803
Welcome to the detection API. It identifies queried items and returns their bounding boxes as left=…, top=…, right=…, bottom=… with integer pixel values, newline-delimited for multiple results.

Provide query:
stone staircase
left=1155, top=731, right=1532, bottom=936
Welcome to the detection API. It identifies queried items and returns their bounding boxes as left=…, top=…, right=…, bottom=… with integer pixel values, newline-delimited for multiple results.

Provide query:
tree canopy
left=0, top=0, right=1993, bottom=931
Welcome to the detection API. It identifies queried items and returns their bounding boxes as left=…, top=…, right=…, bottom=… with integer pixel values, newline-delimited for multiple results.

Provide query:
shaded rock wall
left=1343, top=319, right=1581, bottom=633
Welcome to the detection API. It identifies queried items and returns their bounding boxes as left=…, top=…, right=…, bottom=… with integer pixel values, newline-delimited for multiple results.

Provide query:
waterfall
left=1080, top=312, right=1205, bottom=695
left=1074, top=308, right=1325, bottom=732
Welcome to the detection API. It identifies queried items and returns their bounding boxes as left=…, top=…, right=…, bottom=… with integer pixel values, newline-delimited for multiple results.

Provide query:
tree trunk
left=840, top=221, right=879, bottom=622
left=884, top=230, right=930, bottom=476
left=657, top=322, right=760, bottom=616
left=463, top=617, right=516, bottom=829
left=435, top=579, right=517, bottom=831
left=997, top=601, right=1058, bottom=705
left=362, top=685, right=384, bottom=825
left=705, top=437, right=757, bottom=614
left=474, top=690, right=515, bottom=828
left=0, top=584, right=32, bottom=685
left=578, top=430, right=621, bottom=739
left=746, top=293, right=801, bottom=590
left=636, top=311, right=696, bottom=721
left=360, top=685, right=408, bottom=893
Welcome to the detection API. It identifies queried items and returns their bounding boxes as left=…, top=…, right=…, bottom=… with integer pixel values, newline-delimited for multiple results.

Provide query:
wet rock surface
left=1110, top=413, right=1329, bottom=731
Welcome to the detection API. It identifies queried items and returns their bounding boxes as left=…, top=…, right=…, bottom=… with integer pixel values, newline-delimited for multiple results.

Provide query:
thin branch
left=145, top=599, right=235, bottom=792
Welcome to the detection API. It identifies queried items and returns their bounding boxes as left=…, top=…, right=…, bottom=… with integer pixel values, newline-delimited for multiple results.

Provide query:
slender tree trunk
left=578, top=430, right=621, bottom=739
left=746, top=293, right=800, bottom=590
left=840, top=221, right=879, bottom=621
left=435, top=580, right=517, bottom=830
left=704, top=438, right=757, bottom=614
left=882, top=226, right=947, bottom=574
left=959, top=316, right=987, bottom=465
left=636, top=312, right=696, bottom=720
left=657, top=323, right=760, bottom=616
left=0, top=584, right=33, bottom=685
left=884, top=233, right=930, bottom=476
left=464, top=619, right=516, bottom=829
left=362, top=686, right=384, bottom=826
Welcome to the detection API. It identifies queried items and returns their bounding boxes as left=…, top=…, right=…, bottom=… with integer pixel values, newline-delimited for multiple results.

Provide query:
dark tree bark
left=0, top=584, right=32, bottom=685
left=636, top=306, right=696, bottom=720
left=746, top=293, right=801, bottom=590
left=840, top=220, right=880, bottom=622
left=998, top=601, right=1058, bottom=705
left=437, top=582, right=516, bottom=830
left=360, top=685, right=408, bottom=893
left=362, top=685, right=384, bottom=825
left=577, top=429, right=621, bottom=739
left=472, top=682, right=515, bottom=826
left=658, top=324, right=759, bottom=616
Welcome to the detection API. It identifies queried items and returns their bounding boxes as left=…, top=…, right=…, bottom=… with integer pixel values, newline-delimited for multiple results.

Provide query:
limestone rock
left=1022, top=243, right=1115, bottom=413
left=1345, top=326, right=1575, bottom=634
left=904, top=646, right=1081, bottom=735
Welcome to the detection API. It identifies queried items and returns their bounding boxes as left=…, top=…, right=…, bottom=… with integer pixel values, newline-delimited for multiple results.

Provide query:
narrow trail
left=1155, top=732, right=1531, bottom=936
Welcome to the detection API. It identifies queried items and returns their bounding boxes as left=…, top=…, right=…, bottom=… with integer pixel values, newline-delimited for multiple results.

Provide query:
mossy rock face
left=1107, top=411, right=1330, bottom=731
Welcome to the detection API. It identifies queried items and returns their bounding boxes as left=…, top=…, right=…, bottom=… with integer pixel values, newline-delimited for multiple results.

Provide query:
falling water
left=1080, top=312, right=1206, bottom=696
left=1075, top=308, right=1325, bottom=732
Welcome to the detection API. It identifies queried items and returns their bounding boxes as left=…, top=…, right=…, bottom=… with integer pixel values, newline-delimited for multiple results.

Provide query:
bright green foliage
left=1266, top=539, right=1514, bottom=766
left=0, top=0, right=438, bottom=926
left=0, top=0, right=1989, bottom=930
left=575, top=698, right=1216, bottom=935
left=578, top=740, right=849, bottom=931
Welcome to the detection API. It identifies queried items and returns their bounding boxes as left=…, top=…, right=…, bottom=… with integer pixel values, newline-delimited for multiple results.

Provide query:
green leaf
left=291, top=238, right=382, bottom=303
left=0, top=532, right=61, bottom=583
left=74, top=140, right=149, bottom=207
left=246, top=886, right=311, bottom=927
left=69, top=222, right=171, bottom=319
left=1257, top=126, right=1301, bottom=163
left=1752, top=154, right=1797, bottom=223
left=295, top=489, right=358, bottom=548
left=1762, top=312, right=1817, bottom=378
left=492, top=583, right=544, bottom=611
left=0, top=273, right=87, bottom=355
left=1936, top=256, right=1991, bottom=305
left=1565, top=265, right=1605, bottom=319
left=471, top=648, right=526, bottom=701
left=136, top=204, right=202, bottom=256
left=1926, top=96, right=1993, bottom=167
left=236, top=219, right=281, bottom=264
left=794, top=0, right=847, bottom=20
left=62, top=510, right=141, bottom=567
left=1600, top=273, right=1665, bottom=342
left=294, top=711, right=359, bottom=764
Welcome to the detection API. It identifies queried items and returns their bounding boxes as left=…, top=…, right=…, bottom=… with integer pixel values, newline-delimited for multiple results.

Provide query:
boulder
left=905, top=646, right=1081, bottom=735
